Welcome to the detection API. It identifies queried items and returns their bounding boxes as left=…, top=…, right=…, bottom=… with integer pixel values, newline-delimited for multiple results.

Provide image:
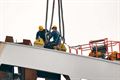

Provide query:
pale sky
left=0, top=0, right=120, bottom=79
left=0, top=0, right=120, bottom=46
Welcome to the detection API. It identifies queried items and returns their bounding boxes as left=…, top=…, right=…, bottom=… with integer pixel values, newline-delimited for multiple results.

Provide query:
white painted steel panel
left=0, top=42, right=120, bottom=80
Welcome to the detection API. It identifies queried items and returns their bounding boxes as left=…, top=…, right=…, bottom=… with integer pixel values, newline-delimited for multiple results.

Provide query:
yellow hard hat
left=39, top=25, right=44, bottom=31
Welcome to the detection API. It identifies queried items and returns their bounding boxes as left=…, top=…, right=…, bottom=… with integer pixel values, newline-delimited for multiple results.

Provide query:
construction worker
left=36, top=25, right=46, bottom=42
left=34, top=25, right=49, bottom=46
left=44, top=25, right=61, bottom=49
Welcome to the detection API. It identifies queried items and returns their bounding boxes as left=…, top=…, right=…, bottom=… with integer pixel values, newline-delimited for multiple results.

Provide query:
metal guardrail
left=68, top=38, right=120, bottom=57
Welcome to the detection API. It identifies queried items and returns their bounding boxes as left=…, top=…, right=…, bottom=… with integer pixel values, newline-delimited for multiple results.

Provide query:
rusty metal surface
left=0, top=43, right=5, bottom=57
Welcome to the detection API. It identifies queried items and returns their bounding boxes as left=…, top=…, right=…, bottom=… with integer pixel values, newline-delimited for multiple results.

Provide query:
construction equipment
left=69, top=38, right=120, bottom=60
left=54, top=43, right=67, bottom=52
left=107, top=51, right=120, bottom=61
left=45, top=0, right=65, bottom=43
left=0, top=0, right=120, bottom=79
left=34, top=38, right=44, bottom=46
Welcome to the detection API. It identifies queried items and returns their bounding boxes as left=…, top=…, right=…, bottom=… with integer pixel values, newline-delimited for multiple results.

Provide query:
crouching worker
left=44, top=26, right=61, bottom=49
left=34, top=25, right=47, bottom=46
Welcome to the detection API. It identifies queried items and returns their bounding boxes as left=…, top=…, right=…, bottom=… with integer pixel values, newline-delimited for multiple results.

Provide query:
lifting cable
left=45, top=0, right=49, bottom=42
left=58, top=0, right=62, bottom=38
left=49, top=0, right=55, bottom=32
left=60, top=0, right=65, bottom=43
left=45, top=0, right=65, bottom=43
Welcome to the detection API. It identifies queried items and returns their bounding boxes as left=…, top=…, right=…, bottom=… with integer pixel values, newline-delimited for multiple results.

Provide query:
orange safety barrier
left=68, top=38, right=120, bottom=60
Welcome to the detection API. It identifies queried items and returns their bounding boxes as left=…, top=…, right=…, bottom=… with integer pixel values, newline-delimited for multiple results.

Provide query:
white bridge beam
left=0, top=42, right=120, bottom=80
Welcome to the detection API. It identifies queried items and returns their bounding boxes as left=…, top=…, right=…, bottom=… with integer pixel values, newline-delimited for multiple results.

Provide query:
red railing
left=68, top=38, right=120, bottom=56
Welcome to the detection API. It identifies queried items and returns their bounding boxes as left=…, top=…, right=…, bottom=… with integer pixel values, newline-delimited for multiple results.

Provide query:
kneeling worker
left=34, top=25, right=47, bottom=46
left=44, top=25, right=61, bottom=49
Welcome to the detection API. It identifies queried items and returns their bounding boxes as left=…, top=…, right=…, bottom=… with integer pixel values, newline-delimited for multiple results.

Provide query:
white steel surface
left=0, top=42, right=120, bottom=80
